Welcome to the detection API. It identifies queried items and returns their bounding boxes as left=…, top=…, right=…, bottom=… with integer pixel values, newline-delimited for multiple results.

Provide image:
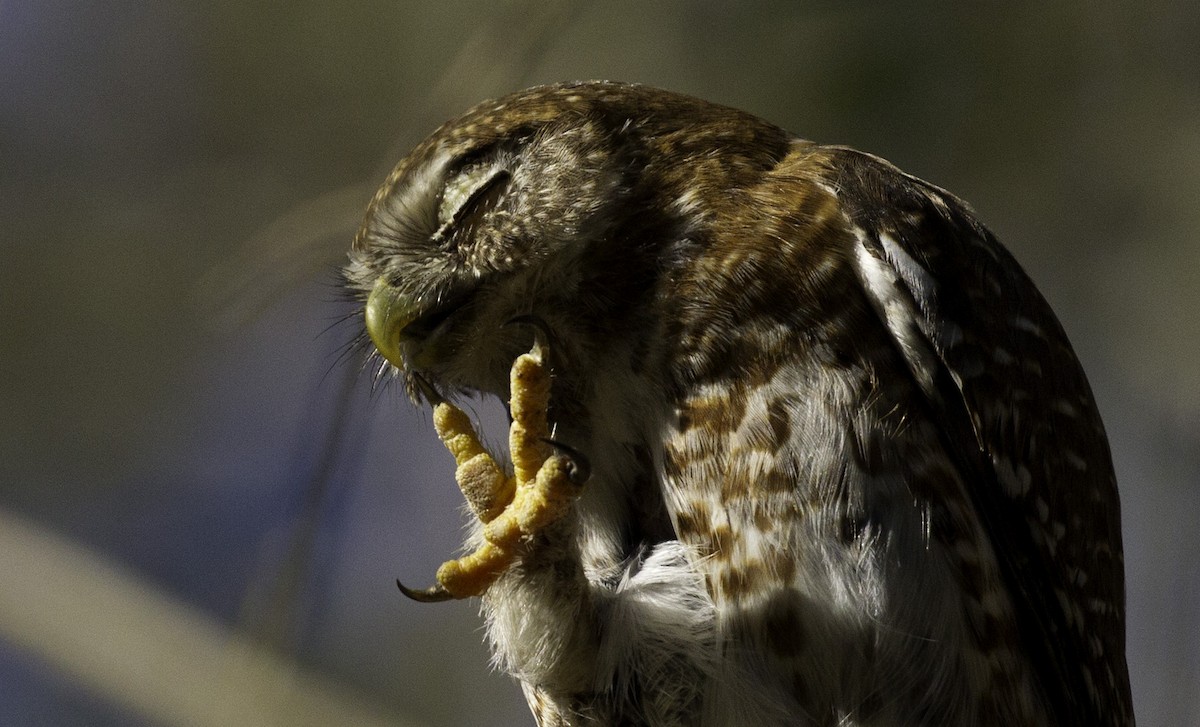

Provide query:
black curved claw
left=396, top=579, right=454, bottom=603
left=503, top=314, right=554, bottom=360
left=410, top=371, right=446, bottom=407
left=540, top=438, right=592, bottom=485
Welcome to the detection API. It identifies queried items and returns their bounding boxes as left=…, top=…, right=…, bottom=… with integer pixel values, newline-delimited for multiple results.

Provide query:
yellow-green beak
left=364, top=278, right=415, bottom=370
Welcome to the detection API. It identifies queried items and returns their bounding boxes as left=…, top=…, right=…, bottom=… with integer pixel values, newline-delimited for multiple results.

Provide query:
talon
left=397, top=579, right=454, bottom=603
left=411, top=371, right=445, bottom=406
left=503, top=314, right=554, bottom=360
left=541, top=438, right=592, bottom=485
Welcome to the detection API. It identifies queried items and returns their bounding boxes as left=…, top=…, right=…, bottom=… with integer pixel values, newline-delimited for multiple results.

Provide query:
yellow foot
left=399, top=330, right=589, bottom=602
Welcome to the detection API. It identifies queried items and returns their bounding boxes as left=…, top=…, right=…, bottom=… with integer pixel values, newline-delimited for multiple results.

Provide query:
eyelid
left=454, top=168, right=510, bottom=225
left=433, top=153, right=513, bottom=246
left=439, top=163, right=498, bottom=222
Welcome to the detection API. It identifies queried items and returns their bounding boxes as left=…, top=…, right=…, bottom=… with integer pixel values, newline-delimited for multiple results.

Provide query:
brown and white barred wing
left=829, top=147, right=1133, bottom=725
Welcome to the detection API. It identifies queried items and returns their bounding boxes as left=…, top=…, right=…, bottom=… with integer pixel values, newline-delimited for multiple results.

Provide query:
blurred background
left=2, top=1, right=1198, bottom=725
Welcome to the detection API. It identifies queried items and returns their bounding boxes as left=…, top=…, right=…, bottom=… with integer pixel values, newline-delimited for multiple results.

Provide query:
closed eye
left=433, top=164, right=512, bottom=244
left=451, top=168, right=510, bottom=230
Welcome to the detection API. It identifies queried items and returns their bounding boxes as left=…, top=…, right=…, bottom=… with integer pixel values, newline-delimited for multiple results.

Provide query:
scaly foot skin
left=399, top=335, right=589, bottom=602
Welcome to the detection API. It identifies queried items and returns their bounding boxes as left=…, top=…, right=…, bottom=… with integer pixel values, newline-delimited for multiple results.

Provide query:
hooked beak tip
left=364, top=278, right=410, bottom=370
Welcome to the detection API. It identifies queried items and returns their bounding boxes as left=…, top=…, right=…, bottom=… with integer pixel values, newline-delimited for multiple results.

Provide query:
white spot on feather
left=1010, top=315, right=1045, bottom=338
left=1064, top=450, right=1089, bottom=471
left=993, top=455, right=1032, bottom=496
left=1052, top=399, right=1080, bottom=418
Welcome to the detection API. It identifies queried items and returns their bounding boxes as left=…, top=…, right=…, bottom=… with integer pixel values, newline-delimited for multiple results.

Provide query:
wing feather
left=831, top=148, right=1133, bottom=726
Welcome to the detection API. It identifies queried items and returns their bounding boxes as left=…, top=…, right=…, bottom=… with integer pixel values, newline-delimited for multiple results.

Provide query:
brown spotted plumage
left=345, top=82, right=1133, bottom=726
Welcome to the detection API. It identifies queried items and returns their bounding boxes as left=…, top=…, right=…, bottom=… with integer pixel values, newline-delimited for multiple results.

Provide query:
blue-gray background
left=2, top=2, right=1197, bottom=725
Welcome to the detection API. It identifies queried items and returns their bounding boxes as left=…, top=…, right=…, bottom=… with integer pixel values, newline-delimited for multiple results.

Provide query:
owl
left=344, top=82, right=1133, bottom=726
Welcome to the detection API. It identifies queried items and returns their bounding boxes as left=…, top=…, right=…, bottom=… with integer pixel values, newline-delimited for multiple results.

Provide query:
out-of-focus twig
left=0, top=507, right=421, bottom=727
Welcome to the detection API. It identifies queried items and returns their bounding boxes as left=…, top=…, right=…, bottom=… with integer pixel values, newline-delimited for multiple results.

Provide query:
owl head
left=344, top=82, right=790, bottom=400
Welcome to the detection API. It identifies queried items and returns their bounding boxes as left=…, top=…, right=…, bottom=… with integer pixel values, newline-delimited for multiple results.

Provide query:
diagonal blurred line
left=194, top=183, right=374, bottom=332
left=0, top=507, right=422, bottom=727
left=238, top=360, right=368, bottom=650
left=194, top=0, right=588, bottom=332
left=391, top=0, right=588, bottom=158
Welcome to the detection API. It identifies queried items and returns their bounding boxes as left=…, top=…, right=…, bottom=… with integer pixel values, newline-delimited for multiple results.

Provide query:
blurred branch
left=0, top=508, right=421, bottom=727
left=194, top=0, right=587, bottom=333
